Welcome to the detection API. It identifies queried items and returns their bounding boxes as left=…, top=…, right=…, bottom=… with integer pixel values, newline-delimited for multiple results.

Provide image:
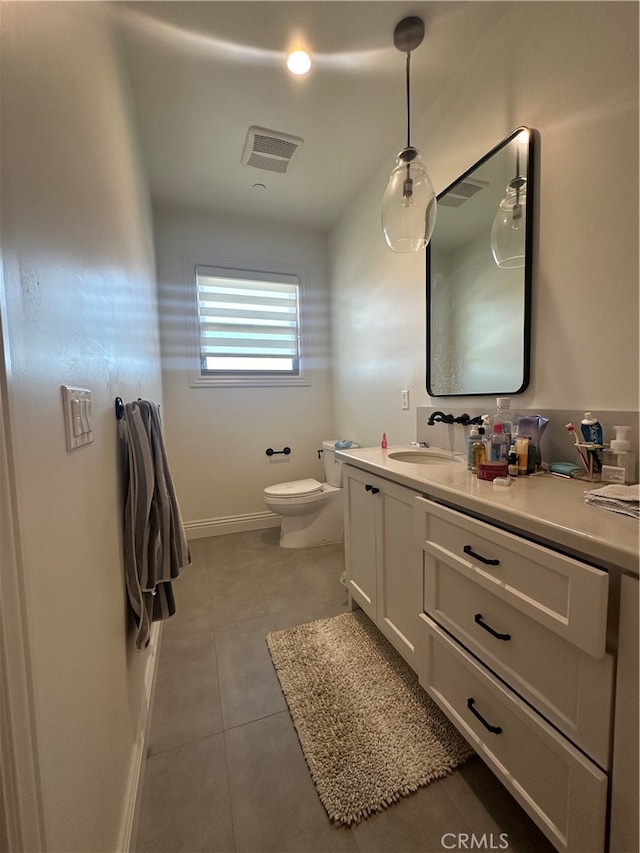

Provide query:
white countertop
left=336, top=445, right=639, bottom=576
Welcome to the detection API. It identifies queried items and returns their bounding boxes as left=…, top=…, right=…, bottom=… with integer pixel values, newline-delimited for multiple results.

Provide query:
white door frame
left=0, top=253, right=46, bottom=850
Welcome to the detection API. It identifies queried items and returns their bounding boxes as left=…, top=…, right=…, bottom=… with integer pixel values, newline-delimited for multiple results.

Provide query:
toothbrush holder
left=575, top=441, right=607, bottom=481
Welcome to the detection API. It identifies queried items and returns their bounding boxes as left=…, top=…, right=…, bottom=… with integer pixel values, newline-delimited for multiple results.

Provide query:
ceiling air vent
left=241, top=126, right=304, bottom=174
left=439, top=178, right=489, bottom=207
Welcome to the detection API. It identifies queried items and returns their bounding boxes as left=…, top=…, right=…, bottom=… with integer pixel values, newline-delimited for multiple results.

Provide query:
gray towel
left=584, top=483, right=640, bottom=519
left=119, top=400, right=191, bottom=649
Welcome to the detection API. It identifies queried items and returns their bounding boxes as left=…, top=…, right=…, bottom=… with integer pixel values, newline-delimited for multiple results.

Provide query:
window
left=191, top=265, right=308, bottom=387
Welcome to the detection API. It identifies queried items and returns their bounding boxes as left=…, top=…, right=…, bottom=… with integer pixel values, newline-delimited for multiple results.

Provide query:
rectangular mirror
left=427, top=127, right=534, bottom=396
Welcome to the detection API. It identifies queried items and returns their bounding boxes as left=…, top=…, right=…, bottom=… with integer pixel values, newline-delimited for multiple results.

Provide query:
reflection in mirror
left=427, top=127, right=534, bottom=396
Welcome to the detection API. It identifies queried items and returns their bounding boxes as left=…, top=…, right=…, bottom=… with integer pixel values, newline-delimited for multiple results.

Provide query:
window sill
left=189, top=371, right=311, bottom=389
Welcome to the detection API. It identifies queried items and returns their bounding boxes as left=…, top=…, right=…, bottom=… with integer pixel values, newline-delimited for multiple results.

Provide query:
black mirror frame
left=426, top=126, right=536, bottom=397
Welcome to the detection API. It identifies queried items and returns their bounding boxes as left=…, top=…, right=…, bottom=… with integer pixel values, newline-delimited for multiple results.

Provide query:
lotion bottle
left=516, top=436, right=529, bottom=475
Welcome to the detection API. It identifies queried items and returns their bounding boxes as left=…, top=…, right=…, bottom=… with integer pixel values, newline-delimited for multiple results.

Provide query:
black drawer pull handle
left=364, top=484, right=380, bottom=494
left=463, top=545, right=500, bottom=566
left=467, top=698, right=503, bottom=734
left=474, top=613, right=511, bottom=641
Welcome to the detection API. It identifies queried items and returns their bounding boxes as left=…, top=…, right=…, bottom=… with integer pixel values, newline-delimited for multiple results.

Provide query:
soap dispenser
left=602, top=426, right=636, bottom=484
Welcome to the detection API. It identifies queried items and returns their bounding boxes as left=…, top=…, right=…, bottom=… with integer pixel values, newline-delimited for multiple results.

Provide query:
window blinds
left=195, top=268, right=300, bottom=375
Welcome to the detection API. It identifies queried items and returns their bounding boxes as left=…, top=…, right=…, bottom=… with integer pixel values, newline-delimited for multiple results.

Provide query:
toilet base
left=278, top=488, right=344, bottom=549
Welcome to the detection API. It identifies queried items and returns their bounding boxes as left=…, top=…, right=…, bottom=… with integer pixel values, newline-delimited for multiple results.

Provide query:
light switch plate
left=61, top=386, right=93, bottom=450
left=401, top=389, right=410, bottom=410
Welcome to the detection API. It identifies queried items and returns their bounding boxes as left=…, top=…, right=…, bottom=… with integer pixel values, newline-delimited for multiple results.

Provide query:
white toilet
left=263, top=440, right=357, bottom=549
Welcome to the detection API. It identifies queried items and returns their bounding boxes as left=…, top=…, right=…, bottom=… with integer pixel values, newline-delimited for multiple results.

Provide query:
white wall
left=154, top=205, right=334, bottom=530
left=329, top=1, right=639, bottom=446
left=1, top=4, right=161, bottom=850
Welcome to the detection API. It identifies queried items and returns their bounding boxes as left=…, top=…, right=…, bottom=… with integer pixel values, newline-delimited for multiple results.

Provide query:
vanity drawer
left=418, top=614, right=608, bottom=853
left=415, top=497, right=609, bottom=657
left=424, top=559, right=614, bottom=767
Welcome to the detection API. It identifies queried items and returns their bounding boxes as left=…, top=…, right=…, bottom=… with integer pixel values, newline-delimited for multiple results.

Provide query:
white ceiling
left=115, top=1, right=507, bottom=231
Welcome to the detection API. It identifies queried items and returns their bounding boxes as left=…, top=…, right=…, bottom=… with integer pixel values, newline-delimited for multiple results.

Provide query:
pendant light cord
left=405, top=52, right=412, bottom=148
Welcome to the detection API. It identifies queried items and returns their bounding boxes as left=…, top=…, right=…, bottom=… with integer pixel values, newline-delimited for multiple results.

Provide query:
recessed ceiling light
left=287, top=49, right=311, bottom=76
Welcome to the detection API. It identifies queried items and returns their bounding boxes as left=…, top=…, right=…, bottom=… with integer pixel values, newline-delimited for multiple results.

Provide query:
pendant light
left=491, top=135, right=528, bottom=269
left=382, top=16, right=437, bottom=253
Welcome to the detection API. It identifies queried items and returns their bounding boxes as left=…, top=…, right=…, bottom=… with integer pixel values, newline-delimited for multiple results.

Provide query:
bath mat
left=266, top=610, right=474, bottom=825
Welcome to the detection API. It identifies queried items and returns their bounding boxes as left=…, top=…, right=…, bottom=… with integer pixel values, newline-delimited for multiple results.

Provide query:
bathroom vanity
left=337, top=446, right=639, bottom=853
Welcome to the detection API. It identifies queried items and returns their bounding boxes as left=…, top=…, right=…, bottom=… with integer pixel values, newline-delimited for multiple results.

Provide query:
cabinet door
left=418, top=614, right=608, bottom=853
left=344, top=466, right=379, bottom=622
left=378, top=480, right=422, bottom=668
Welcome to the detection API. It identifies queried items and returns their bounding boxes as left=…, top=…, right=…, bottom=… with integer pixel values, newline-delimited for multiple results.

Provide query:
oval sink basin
left=388, top=450, right=461, bottom=464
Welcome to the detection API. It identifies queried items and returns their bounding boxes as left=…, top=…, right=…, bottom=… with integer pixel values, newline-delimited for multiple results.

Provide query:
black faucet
left=427, top=411, right=454, bottom=425
left=427, top=412, right=483, bottom=426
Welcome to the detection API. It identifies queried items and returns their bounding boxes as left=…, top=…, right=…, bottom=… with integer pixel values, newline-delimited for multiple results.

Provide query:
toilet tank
left=322, top=440, right=358, bottom=487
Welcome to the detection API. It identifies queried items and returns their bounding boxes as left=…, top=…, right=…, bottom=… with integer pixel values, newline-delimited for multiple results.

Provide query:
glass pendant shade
left=382, top=148, right=437, bottom=253
left=491, top=179, right=527, bottom=269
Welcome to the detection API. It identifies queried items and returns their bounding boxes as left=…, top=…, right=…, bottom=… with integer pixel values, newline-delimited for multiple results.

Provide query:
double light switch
left=61, top=385, right=93, bottom=450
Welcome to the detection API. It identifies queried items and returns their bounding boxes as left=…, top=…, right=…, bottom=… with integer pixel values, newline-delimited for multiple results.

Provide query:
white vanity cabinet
left=343, top=464, right=421, bottom=669
left=337, top=446, right=638, bottom=853
left=415, top=496, right=614, bottom=853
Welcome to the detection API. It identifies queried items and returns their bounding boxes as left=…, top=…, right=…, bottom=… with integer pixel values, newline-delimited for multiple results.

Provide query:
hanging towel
left=584, top=483, right=640, bottom=519
left=119, top=399, right=191, bottom=649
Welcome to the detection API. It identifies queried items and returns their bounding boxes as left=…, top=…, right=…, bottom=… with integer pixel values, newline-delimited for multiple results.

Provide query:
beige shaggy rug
left=266, top=609, right=474, bottom=825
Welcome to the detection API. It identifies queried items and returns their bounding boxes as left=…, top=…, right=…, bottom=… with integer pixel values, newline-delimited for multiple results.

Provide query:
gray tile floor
left=134, top=529, right=555, bottom=853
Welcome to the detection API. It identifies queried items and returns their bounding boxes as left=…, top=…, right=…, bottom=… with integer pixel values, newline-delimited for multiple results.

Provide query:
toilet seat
left=264, top=478, right=323, bottom=499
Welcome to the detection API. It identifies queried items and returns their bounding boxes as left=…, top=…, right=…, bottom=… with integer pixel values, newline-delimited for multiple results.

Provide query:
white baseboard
left=184, top=510, right=280, bottom=540
left=116, top=621, right=161, bottom=853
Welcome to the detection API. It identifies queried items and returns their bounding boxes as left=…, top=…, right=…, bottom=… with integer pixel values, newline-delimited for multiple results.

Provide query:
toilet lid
left=264, top=478, right=323, bottom=498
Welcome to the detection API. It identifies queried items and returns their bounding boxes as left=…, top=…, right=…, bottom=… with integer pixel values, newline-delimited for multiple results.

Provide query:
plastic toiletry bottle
left=381, top=432, right=388, bottom=449
left=515, top=436, right=529, bottom=475
left=602, top=426, right=636, bottom=484
left=466, top=427, right=480, bottom=471
left=490, top=423, right=510, bottom=462
left=494, top=398, right=514, bottom=445
left=471, top=427, right=486, bottom=473
left=508, top=446, right=518, bottom=478
left=580, top=413, right=603, bottom=473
